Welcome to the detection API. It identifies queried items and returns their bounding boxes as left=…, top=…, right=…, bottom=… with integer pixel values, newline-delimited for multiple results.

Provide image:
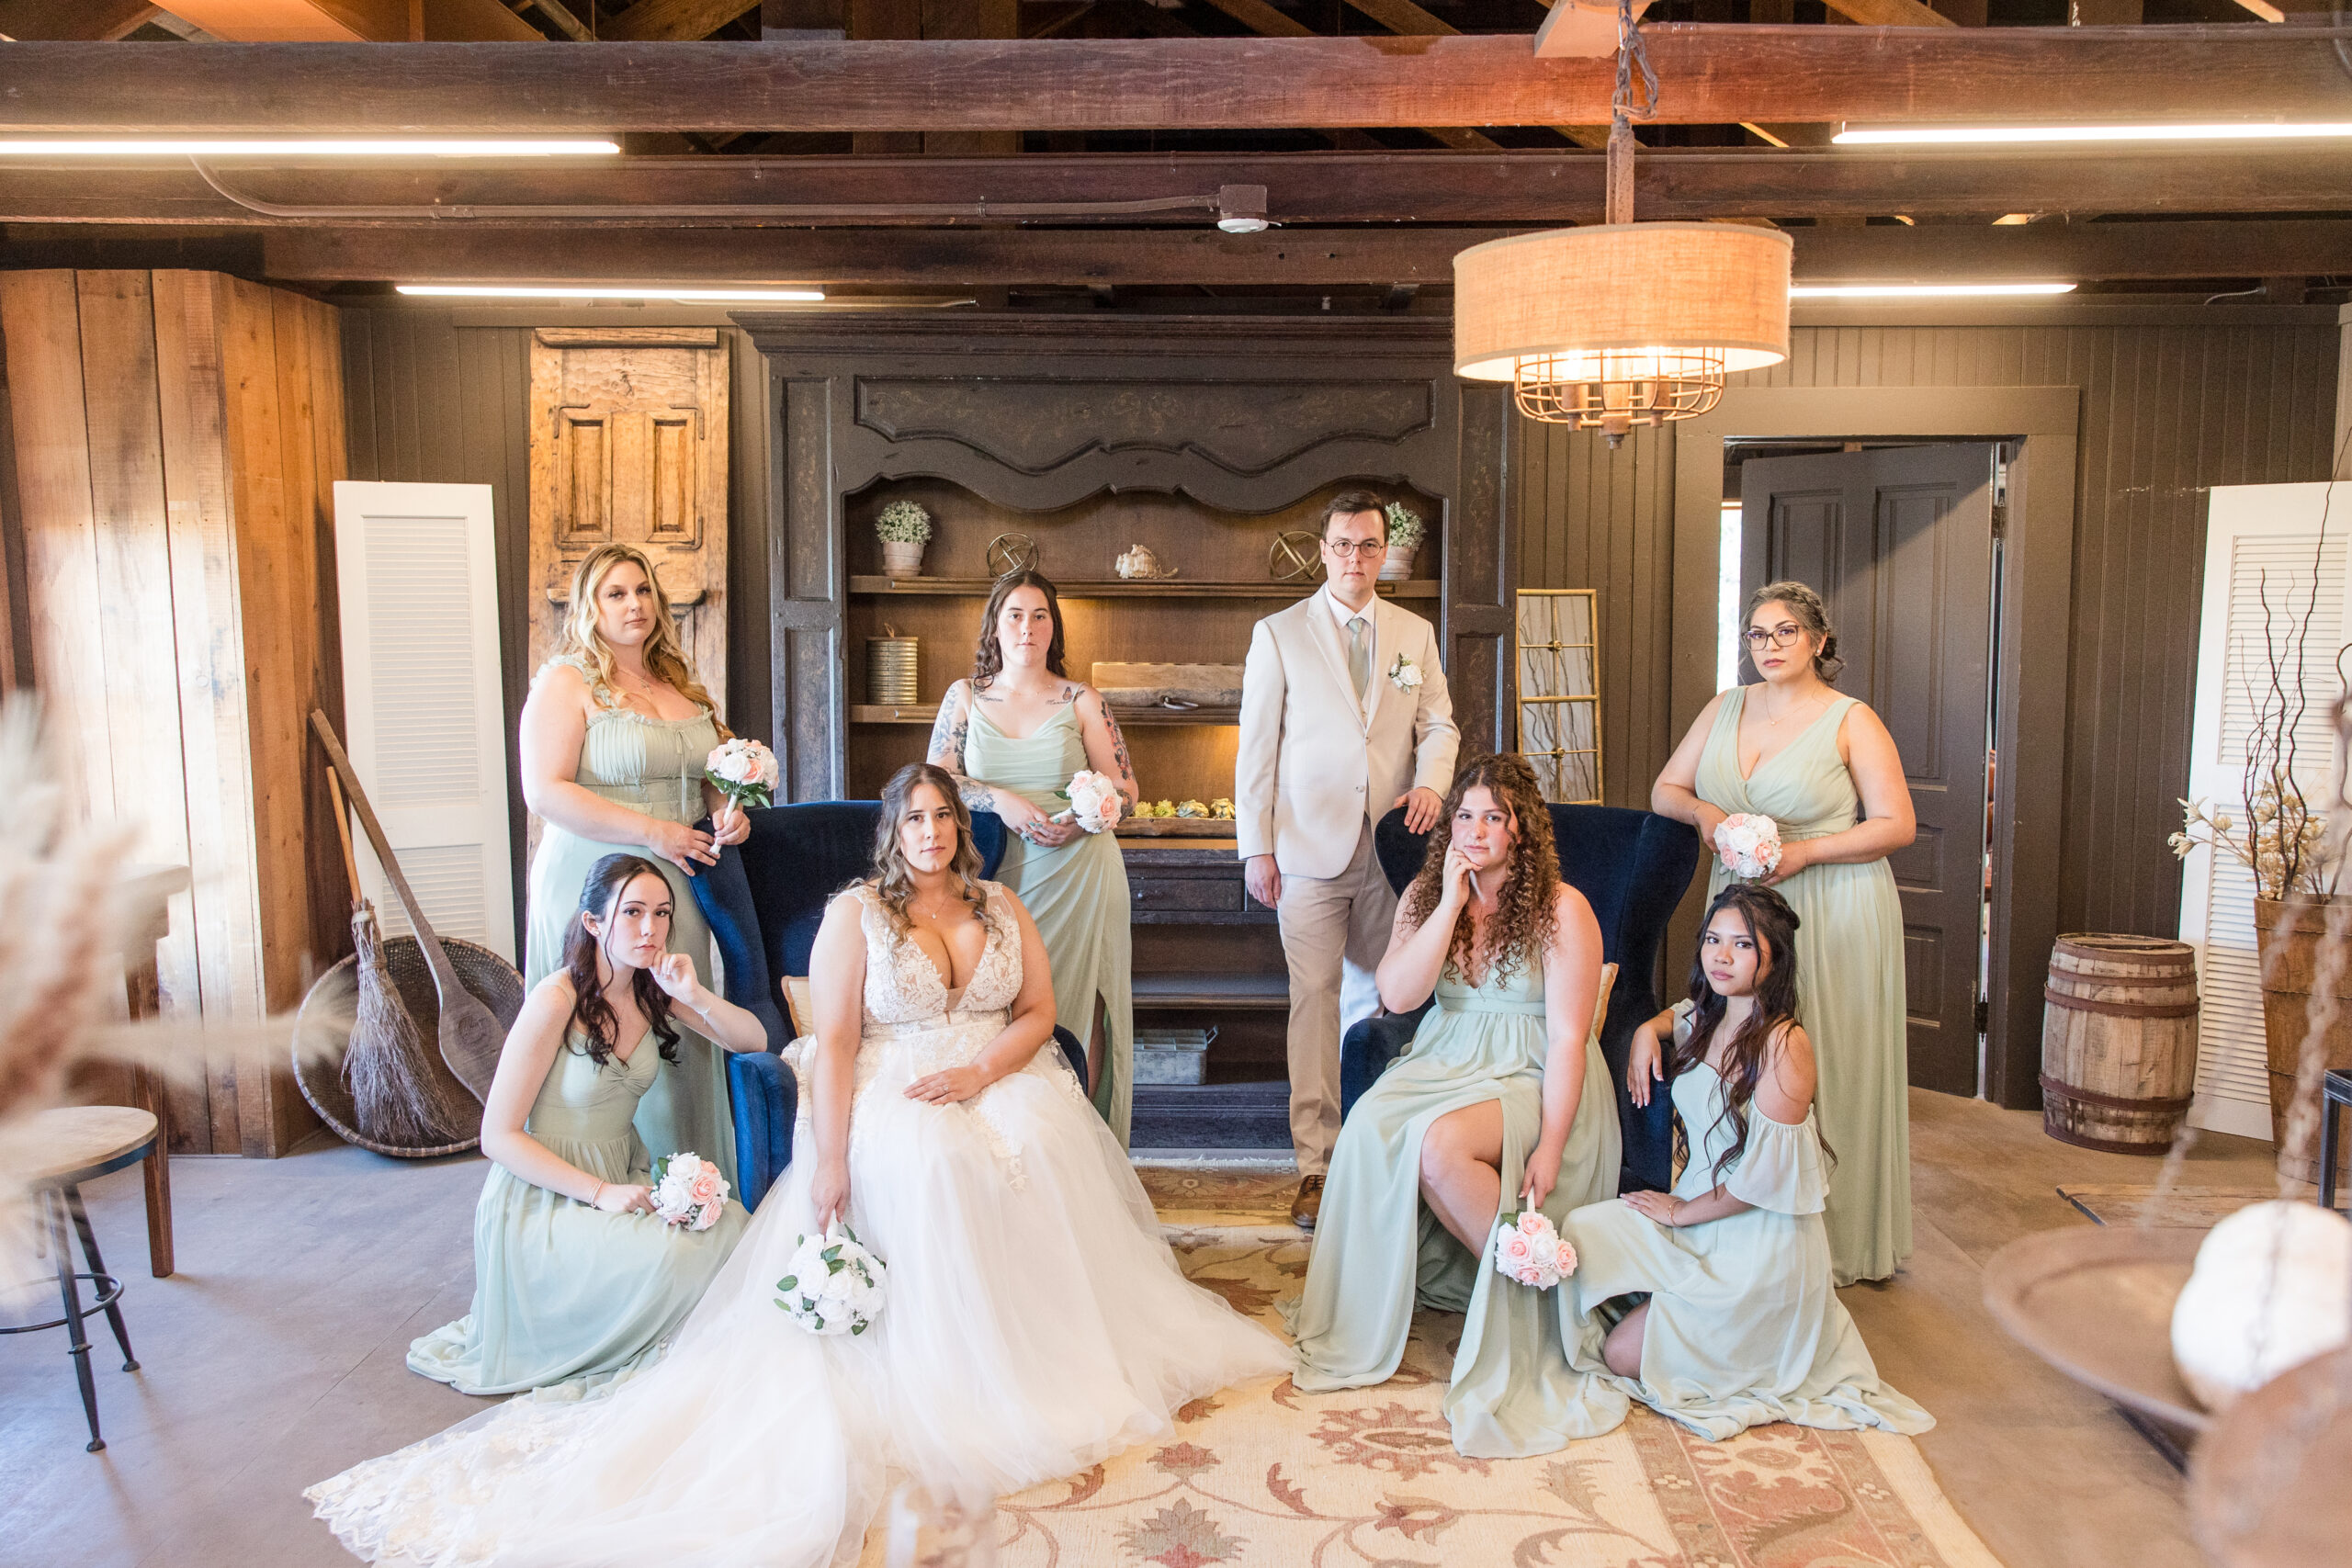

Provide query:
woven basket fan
left=293, top=935, right=526, bottom=1158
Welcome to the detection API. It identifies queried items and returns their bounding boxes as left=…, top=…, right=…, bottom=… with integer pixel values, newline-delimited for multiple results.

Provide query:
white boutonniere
left=1388, top=652, right=1422, bottom=693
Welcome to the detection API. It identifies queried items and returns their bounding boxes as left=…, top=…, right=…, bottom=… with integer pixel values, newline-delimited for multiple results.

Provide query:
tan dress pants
left=1277, top=819, right=1398, bottom=1176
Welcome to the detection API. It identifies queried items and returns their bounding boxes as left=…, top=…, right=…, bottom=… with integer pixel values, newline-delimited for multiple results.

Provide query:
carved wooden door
left=527, top=328, right=729, bottom=715
left=1740, top=443, right=1996, bottom=1096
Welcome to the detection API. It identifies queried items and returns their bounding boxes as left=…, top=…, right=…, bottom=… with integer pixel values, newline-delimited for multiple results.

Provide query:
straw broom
left=327, top=771, right=471, bottom=1148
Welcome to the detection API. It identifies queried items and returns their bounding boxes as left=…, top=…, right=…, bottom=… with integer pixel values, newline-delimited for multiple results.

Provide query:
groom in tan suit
left=1237, top=492, right=1459, bottom=1229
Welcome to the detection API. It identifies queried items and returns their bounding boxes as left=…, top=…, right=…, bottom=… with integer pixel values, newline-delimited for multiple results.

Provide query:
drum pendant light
left=1453, top=0, right=1792, bottom=447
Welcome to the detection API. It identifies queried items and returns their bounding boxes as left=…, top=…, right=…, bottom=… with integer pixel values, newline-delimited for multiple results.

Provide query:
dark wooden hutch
left=736, top=310, right=1518, bottom=1078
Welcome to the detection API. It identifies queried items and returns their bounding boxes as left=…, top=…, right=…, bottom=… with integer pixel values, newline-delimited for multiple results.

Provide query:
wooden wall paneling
left=724, top=327, right=774, bottom=748
left=73, top=272, right=219, bottom=1143
left=150, top=270, right=266, bottom=1156
left=771, top=372, right=843, bottom=800
left=0, top=375, right=28, bottom=691
left=1447, top=383, right=1512, bottom=756
left=214, top=275, right=303, bottom=1155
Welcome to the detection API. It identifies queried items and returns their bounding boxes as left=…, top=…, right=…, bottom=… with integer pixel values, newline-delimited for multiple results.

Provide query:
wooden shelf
left=1135, top=973, right=1290, bottom=1011
left=852, top=703, right=1239, bottom=726
left=850, top=575, right=1437, bottom=600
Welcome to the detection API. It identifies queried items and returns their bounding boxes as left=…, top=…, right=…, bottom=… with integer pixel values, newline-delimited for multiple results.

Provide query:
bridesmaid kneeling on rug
left=407, top=853, right=767, bottom=1397
left=1289, top=753, right=1621, bottom=1458
left=1558, top=883, right=1929, bottom=1441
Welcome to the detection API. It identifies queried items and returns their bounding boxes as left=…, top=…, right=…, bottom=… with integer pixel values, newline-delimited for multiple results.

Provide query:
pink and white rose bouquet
left=650, top=1152, right=729, bottom=1231
left=1053, top=770, right=1125, bottom=834
left=705, top=738, right=781, bottom=810
left=776, top=1223, right=887, bottom=1337
left=1713, top=812, right=1783, bottom=882
left=1492, top=1204, right=1575, bottom=1290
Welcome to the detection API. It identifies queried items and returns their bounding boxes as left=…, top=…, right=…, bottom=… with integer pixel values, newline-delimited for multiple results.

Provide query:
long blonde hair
left=555, top=543, right=724, bottom=729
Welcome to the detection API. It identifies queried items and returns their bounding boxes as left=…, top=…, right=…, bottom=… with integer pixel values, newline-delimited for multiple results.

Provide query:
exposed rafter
left=6, top=29, right=2349, bottom=132
left=9, top=147, right=2351, bottom=225
left=249, top=217, right=2352, bottom=286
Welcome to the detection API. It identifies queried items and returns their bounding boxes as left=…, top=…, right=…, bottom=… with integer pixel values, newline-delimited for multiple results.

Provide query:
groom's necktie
left=1347, top=615, right=1371, bottom=702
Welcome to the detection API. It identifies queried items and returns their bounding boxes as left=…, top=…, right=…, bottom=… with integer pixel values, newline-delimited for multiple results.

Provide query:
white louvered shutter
left=2180, top=481, right=2352, bottom=1139
left=333, top=480, right=517, bottom=963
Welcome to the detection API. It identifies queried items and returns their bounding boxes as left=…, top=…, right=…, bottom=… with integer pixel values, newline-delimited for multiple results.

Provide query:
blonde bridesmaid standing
left=1650, top=581, right=1916, bottom=1284
left=519, top=543, right=752, bottom=1186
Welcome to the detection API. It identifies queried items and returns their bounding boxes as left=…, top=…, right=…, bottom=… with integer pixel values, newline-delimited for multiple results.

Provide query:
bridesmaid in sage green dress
left=929, top=570, right=1138, bottom=1144
left=1290, top=754, right=1622, bottom=1459
left=1651, top=580, right=1917, bottom=1285
left=520, top=544, right=751, bottom=1189
left=411, top=854, right=767, bottom=1395
left=1563, top=885, right=1930, bottom=1440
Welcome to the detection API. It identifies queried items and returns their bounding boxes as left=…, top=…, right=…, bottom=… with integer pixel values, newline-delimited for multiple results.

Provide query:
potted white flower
left=876, top=501, right=933, bottom=578
left=1380, top=502, right=1426, bottom=581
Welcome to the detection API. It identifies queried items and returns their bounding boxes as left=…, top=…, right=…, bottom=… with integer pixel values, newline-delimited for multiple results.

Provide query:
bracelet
left=590, top=1180, right=605, bottom=1208
left=1668, top=1198, right=1686, bottom=1227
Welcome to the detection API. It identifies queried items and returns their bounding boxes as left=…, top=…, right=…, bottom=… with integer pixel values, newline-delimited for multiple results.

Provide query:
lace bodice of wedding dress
left=307, top=878, right=1289, bottom=1568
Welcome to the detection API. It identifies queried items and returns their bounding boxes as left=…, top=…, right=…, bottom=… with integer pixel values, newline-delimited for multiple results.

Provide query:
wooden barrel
left=2041, top=934, right=2199, bottom=1154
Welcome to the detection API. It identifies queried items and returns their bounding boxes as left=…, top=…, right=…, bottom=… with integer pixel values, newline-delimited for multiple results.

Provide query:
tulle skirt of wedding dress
left=307, top=1025, right=1290, bottom=1568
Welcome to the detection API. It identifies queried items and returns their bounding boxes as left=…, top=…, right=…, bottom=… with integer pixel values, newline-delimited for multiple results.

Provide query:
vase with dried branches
left=2171, top=520, right=2352, bottom=1183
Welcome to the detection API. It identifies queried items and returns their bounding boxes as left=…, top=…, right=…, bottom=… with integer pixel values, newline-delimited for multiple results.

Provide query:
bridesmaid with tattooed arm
left=927, top=570, right=1143, bottom=1144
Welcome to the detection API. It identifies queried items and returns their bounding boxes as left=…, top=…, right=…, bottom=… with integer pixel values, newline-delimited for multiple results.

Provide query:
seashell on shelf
left=1114, top=543, right=1178, bottom=581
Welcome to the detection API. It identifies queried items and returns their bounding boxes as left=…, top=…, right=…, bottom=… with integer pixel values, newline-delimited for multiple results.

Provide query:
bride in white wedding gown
left=308, top=763, right=1289, bottom=1567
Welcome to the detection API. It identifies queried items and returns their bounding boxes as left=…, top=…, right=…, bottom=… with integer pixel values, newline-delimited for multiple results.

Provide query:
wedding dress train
left=308, top=882, right=1290, bottom=1567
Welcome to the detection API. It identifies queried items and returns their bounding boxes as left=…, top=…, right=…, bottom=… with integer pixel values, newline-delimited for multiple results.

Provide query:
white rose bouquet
left=650, top=1151, right=729, bottom=1231
left=705, top=738, right=780, bottom=810
left=776, top=1223, right=887, bottom=1337
left=1492, top=1203, right=1575, bottom=1290
left=1713, top=812, right=1783, bottom=882
left=1052, top=769, right=1125, bottom=834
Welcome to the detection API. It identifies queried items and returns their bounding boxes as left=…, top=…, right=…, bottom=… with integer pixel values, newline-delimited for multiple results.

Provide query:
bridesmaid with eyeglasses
left=1649, top=581, right=1917, bottom=1286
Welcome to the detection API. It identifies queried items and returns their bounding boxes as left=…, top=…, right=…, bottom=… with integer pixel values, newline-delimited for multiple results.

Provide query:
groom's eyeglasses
left=1324, top=538, right=1386, bottom=558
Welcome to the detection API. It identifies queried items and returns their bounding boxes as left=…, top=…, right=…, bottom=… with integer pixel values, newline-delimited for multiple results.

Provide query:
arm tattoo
left=925, top=684, right=998, bottom=812
left=1101, top=704, right=1137, bottom=797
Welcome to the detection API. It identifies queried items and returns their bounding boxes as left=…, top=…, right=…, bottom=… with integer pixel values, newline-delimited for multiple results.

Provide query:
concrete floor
left=0, top=1090, right=2277, bottom=1568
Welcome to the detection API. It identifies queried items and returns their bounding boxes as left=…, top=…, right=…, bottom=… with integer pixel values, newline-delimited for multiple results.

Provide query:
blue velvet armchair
left=1334, top=804, right=1701, bottom=1195
left=690, top=801, right=1089, bottom=1211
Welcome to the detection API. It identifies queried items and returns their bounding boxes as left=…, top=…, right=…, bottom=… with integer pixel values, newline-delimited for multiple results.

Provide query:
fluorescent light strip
left=0, top=139, right=620, bottom=157
left=398, top=285, right=826, bottom=302
left=1836, top=123, right=2352, bottom=146
left=1790, top=283, right=2077, bottom=299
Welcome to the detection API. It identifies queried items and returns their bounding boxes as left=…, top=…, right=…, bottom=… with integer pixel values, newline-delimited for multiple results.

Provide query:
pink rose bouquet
left=1492, top=1204, right=1575, bottom=1291
left=1052, top=770, right=1125, bottom=835
left=1713, top=812, right=1783, bottom=882
left=650, top=1152, right=730, bottom=1232
left=705, top=738, right=781, bottom=810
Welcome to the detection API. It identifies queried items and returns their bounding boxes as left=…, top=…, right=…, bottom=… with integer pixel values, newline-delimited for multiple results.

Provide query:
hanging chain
left=1613, top=0, right=1660, bottom=129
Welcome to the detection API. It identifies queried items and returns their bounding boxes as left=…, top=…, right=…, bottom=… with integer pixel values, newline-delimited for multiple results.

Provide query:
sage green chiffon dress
left=1553, top=1002, right=1931, bottom=1441
left=523, top=654, right=737, bottom=1189
left=408, top=1022, right=748, bottom=1396
left=1287, top=958, right=1622, bottom=1459
left=1698, top=688, right=1910, bottom=1284
left=962, top=697, right=1136, bottom=1145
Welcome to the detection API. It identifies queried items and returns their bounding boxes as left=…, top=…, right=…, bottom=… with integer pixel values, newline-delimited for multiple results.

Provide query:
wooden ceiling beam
left=1187, top=0, right=1505, bottom=154
left=254, top=217, right=2352, bottom=285
left=157, top=0, right=541, bottom=40
left=17, top=147, right=2352, bottom=223
left=7, top=28, right=2351, bottom=131
left=0, top=0, right=160, bottom=39
left=1338, top=0, right=1606, bottom=150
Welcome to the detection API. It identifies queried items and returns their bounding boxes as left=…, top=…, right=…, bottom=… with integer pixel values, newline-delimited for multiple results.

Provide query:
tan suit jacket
left=1235, top=592, right=1460, bottom=879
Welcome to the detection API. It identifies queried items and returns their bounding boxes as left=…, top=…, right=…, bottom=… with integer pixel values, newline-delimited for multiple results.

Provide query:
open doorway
left=1718, top=439, right=2003, bottom=1097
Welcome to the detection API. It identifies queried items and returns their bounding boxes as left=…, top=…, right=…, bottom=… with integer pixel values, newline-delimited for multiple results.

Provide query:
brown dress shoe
left=1291, top=1173, right=1327, bottom=1231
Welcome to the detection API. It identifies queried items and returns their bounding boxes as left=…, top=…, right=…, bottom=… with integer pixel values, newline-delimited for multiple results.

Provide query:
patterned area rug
left=862, top=1228, right=2004, bottom=1568
left=1135, top=1161, right=1299, bottom=1227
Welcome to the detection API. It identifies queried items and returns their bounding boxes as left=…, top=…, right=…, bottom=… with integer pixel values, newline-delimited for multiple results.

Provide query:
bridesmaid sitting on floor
left=1556, top=883, right=1930, bottom=1442
left=1289, top=752, right=1622, bottom=1459
left=407, top=853, right=769, bottom=1397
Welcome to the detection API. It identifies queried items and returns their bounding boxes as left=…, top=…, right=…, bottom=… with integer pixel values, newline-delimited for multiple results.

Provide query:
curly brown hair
left=1398, top=753, right=1562, bottom=985
left=868, top=762, right=997, bottom=940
